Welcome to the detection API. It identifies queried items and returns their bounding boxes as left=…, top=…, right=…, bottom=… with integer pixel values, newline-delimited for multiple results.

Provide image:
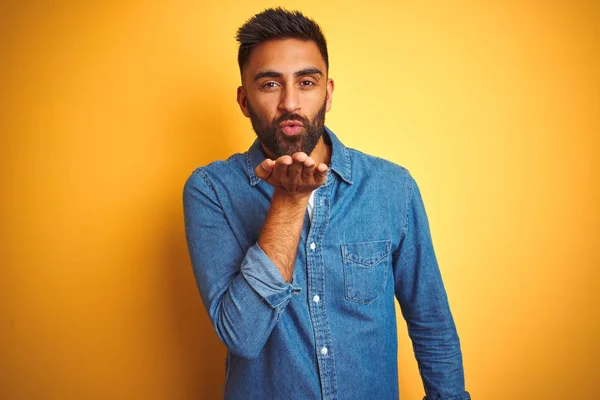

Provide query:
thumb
left=255, top=159, right=275, bottom=180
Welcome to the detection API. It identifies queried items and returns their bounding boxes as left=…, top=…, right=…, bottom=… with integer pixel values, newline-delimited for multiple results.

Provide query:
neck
left=309, top=136, right=331, bottom=166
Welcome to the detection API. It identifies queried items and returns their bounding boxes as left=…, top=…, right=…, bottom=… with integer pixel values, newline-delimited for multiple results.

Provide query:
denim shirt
left=183, top=127, right=470, bottom=400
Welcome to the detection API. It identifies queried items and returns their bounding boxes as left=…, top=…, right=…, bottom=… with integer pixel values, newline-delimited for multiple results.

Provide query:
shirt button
left=319, top=199, right=324, bottom=206
left=310, top=242, right=316, bottom=251
left=313, top=295, right=320, bottom=303
left=321, top=347, right=328, bottom=355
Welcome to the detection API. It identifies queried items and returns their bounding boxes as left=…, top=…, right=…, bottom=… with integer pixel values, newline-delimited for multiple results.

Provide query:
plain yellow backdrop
left=1, top=1, right=598, bottom=399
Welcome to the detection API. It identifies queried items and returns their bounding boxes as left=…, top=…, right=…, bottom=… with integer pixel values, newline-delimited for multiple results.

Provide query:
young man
left=183, top=8, right=470, bottom=400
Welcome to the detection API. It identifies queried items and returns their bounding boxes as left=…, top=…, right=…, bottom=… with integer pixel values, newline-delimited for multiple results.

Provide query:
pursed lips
left=279, top=120, right=303, bottom=128
left=279, top=120, right=304, bottom=135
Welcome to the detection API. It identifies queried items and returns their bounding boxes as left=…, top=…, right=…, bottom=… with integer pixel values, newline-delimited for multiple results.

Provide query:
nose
left=278, top=84, right=300, bottom=114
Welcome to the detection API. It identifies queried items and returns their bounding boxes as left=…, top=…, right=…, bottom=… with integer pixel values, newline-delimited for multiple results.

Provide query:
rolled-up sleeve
left=393, top=174, right=470, bottom=400
left=242, top=243, right=302, bottom=308
left=183, top=169, right=299, bottom=360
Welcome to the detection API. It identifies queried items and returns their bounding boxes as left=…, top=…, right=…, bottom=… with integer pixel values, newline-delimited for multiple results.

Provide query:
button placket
left=305, top=185, right=338, bottom=399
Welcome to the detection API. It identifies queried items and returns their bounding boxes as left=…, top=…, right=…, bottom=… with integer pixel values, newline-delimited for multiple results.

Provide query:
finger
left=271, top=155, right=292, bottom=181
left=255, top=159, right=275, bottom=180
left=301, top=157, right=316, bottom=182
left=291, top=152, right=308, bottom=164
left=287, top=157, right=304, bottom=191
left=314, top=163, right=328, bottom=183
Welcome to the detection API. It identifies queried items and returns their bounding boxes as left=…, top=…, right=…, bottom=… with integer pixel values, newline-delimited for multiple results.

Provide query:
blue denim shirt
left=183, top=127, right=470, bottom=400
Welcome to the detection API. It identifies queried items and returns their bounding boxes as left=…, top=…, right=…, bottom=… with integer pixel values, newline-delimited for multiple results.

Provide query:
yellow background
left=1, top=1, right=598, bottom=399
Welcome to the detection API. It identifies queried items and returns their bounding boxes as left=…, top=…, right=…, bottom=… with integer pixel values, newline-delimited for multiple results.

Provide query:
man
left=183, top=8, right=470, bottom=400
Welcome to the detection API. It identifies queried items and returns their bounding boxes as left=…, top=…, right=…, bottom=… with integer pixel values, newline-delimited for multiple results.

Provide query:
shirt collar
left=246, top=126, right=353, bottom=186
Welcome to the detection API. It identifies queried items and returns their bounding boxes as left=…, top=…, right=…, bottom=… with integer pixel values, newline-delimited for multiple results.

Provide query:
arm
left=183, top=153, right=326, bottom=359
left=256, top=153, right=327, bottom=282
left=257, top=188, right=309, bottom=282
left=393, top=175, right=470, bottom=400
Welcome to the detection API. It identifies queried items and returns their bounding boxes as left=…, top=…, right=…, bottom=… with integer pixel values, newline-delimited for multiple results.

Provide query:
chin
left=276, top=131, right=303, bottom=145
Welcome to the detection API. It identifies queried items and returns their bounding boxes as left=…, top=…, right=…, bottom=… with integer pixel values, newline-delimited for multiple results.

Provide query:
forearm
left=407, top=309, right=468, bottom=399
left=258, top=188, right=310, bottom=282
left=400, top=263, right=469, bottom=399
left=212, top=245, right=300, bottom=359
left=396, top=241, right=468, bottom=398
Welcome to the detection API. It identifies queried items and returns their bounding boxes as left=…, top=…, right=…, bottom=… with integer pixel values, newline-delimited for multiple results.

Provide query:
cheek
left=306, top=92, right=328, bottom=117
left=251, top=96, right=279, bottom=121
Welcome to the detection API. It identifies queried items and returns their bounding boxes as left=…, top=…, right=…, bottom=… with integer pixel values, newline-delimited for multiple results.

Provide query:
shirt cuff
left=423, top=391, right=471, bottom=400
left=241, top=243, right=302, bottom=309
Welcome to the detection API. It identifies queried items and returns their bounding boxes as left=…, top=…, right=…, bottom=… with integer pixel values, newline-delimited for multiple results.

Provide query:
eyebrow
left=253, top=68, right=323, bottom=82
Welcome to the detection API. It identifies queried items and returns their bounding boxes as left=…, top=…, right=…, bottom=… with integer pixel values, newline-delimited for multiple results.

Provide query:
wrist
left=272, top=188, right=311, bottom=207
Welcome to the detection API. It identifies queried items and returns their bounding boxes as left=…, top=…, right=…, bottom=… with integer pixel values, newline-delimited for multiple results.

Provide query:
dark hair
left=236, top=8, right=329, bottom=75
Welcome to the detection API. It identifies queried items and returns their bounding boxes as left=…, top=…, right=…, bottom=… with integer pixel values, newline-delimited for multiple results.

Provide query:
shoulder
left=183, top=152, right=247, bottom=197
left=194, top=152, right=246, bottom=180
left=346, top=147, right=413, bottom=186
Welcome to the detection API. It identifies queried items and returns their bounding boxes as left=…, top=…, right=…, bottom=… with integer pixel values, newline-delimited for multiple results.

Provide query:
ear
left=237, top=86, right=251, bottom=118
left=325, top=78, right=334, bottom=112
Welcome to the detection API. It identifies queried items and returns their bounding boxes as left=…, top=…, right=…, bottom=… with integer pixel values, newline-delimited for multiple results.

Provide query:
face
left=237, top=38, right=334, bottom=158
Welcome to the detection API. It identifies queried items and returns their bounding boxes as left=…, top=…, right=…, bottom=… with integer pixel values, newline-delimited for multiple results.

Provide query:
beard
left=247, top=98, right=327, bottom=158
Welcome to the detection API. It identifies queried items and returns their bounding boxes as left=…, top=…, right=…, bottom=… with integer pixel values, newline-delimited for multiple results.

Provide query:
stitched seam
left=342, top=252, right=390, bottom=267
left=343, top=146, right=353, bottom=184
left=195, top=168, right=218, bottom=198
left=245, top=151, right=260, bottom=185
left=401, top=173, right=414, bottom=239
left=341, top=240, right=392, bottom=266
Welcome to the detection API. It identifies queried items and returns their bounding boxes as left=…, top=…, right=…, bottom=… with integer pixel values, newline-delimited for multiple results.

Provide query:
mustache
left=273, top=113, right=310, bottom=126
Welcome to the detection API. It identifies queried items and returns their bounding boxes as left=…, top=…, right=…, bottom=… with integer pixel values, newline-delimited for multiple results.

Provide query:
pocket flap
left=341, top=240, right=392, bottom=267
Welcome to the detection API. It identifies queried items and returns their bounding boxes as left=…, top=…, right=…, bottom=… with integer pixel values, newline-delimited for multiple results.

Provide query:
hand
left=255, top=152, right=328, bottom=195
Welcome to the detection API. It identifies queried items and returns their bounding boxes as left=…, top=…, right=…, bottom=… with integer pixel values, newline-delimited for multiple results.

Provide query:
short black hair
left=236, top=8, right=329, bottom=75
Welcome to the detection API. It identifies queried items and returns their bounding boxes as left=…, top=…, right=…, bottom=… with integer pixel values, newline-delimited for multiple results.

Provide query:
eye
left=261, top=81, right=279, bottom=89
left=300, top=80, right=315, bottom=87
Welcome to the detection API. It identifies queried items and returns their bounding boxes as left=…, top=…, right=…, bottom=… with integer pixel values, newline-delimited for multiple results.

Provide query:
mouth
left=279, top=120, right=304, bottom=136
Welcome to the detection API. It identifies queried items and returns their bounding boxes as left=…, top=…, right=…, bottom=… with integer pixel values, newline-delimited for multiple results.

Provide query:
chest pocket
left=341, top=240, right=392, bottom=304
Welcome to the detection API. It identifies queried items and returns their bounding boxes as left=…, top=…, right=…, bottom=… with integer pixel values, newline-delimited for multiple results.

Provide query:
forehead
left=243, top=38, right=326, bottom=80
